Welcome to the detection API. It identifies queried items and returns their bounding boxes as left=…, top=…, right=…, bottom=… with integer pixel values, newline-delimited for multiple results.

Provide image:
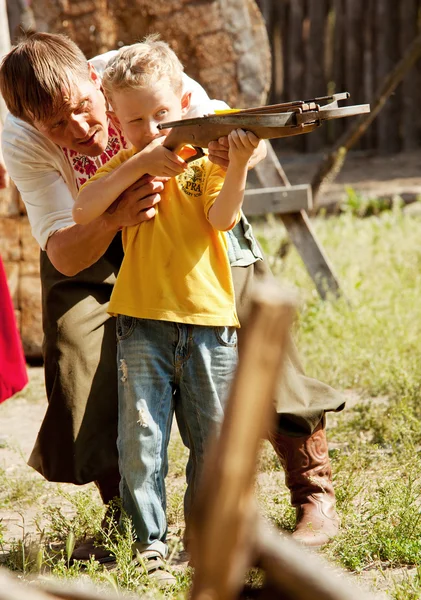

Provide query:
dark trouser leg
left=231, top=257, right=344, bottom=546
left=71, top=466, right=121, bottom=562
left=95, top=468, right=121, bottom=505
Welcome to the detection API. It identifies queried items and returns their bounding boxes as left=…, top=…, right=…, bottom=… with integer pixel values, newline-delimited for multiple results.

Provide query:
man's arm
left=48, top=177, right=163, bottom=275
left=0, top=121, right=9, bottom=190
left=1, top=115, right=164, bottom=275
left=0, top=156, right=8, bottom=190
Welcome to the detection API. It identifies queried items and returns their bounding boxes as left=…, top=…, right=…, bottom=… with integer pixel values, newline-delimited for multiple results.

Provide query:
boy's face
left=110, top=80, right=189, bottom=150
left=33, top=75, right=109, bottom=157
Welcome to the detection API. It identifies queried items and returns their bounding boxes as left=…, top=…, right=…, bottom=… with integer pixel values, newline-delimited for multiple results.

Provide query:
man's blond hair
left=102, top=36, right=184, bottom=104
left=0, top=33, right=90, bottom=124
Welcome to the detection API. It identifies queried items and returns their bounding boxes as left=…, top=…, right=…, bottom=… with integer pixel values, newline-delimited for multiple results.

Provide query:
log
left=30, top=0, right=271, bottom=109
left=189, top=277, right=381, bottom=599
left=243, top=184, right=312, bottom=216
left=254, top=522, right=383, bottom=600
left=0, top=566, right=137, bottom=600
left=253, top=144, right=343, bottom=300
left=190, top=280, right=298, bottom=600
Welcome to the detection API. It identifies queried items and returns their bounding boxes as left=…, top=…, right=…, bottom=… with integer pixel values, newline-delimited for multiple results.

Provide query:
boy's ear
left=106, top=110, right=120, bottom=128
left=88, top=63, right=101, bottom=89
left=181, top=91, right=192, bottom=116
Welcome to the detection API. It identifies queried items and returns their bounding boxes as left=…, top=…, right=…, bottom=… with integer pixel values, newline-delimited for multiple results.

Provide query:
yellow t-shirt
left=80, top=147, right=240, bottom=327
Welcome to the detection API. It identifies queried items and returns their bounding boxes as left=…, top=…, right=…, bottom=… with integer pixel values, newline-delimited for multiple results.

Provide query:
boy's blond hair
left=102, top=36, right=184, bottom=104
left=0, top=33, right=90, bottom=124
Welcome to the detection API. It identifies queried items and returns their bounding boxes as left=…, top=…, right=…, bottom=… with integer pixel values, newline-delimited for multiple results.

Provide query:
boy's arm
left=73, top=138, right=188, bottom=225
left=208, top=130, right=260, bottom=231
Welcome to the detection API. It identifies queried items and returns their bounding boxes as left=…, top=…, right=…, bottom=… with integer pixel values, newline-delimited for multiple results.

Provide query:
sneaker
left=135, top=549, right=177, bottom=588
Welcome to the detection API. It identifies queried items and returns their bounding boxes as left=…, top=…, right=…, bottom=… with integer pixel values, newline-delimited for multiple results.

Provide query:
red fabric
left=0, top=256, right=28, bottom=403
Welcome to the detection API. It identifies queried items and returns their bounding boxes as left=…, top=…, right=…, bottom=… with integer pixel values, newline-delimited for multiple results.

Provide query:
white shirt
left=1, top=51, right=228, bottom=250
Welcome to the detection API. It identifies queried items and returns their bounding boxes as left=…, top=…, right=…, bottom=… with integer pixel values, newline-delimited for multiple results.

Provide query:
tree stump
left=31, top=0, right=271, bottom=108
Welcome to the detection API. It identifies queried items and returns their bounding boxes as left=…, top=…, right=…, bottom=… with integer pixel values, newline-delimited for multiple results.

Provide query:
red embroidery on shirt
left=62, top=121, right=128, bottom=190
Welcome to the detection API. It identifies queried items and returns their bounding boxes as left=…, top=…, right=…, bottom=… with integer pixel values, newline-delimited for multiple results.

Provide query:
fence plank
left=304, top=0, right=329, bottom=152
left=257, top=0, right=419, bottom=153
left=331, top=0, right=346, bottom=141
left=361, top=0, right=376, bottom=149
left=375, top=0, right=400, bottom=153
left=400, top=0, right=420, bottom=150
left=344, top=0, right=364, bottom=104
left=282, top=0, right=305, bottom=152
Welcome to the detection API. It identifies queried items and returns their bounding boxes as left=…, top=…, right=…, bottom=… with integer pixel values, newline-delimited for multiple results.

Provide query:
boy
left=72, top=37, right=259, bottom=584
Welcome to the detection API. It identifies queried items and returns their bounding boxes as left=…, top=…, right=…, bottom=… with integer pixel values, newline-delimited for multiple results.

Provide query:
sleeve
left=88, top=50, right=119, bottom=77
left=78, top=149, right=133, bottom=193
left=1, top=115, right=77, bottom=250
left=182, top=74, right=230, bottom=118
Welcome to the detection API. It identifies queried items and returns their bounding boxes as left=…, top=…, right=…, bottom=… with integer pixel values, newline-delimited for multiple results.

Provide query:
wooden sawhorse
left=244, top=142, right=342, bottom=300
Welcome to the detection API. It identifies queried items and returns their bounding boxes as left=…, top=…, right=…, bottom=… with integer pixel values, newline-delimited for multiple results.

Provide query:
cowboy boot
left=269, top=421, right=340, bottom=548
left=71, top=468, right=120, bottom=562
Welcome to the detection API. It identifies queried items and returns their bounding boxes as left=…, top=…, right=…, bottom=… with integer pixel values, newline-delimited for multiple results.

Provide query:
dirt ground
left=0, top=368, right=82, bottom=543
left=278, top=148, right=421, bottom=207
left=0, top=369, right=392, bottom=599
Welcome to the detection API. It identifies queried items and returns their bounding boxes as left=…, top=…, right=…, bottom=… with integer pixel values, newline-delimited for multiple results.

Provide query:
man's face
left=110, top=80, right=188, bottom=151
left=33, top=78, right=109, bottom=156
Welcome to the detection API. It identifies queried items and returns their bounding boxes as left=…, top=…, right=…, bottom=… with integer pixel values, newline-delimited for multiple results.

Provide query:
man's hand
left=208, top=137, right=230, bottom=170
left=105, top=175, right=164, bottom=230
left=208, top=136, right=267, bottom=170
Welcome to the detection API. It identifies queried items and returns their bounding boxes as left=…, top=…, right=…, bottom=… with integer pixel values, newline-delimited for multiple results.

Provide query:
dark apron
left=28, top=234, right=344, bottom=484
left=28, top=234, right=123, bottom=484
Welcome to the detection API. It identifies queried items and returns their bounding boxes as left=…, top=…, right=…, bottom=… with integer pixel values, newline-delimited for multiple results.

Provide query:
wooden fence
left=256, top=0, right=421, bottom=154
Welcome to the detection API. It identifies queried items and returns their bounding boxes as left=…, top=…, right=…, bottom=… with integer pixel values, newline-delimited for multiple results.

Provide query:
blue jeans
left=116, top=316, right=238, bottom=558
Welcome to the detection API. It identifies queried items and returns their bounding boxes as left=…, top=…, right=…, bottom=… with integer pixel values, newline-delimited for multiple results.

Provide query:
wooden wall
left=256, top=0, right=421, bottom=154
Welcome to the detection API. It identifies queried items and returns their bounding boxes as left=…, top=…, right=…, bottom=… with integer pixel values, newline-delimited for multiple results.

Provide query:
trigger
left=183, top=146, right=205, bottom=164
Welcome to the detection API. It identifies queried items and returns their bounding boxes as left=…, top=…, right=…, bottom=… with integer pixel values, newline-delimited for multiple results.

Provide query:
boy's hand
left=208, top=134, right=265, bottom=170
left=138, top=136, right=187, bottom=178
left=228, top=129, right=260, bottom=167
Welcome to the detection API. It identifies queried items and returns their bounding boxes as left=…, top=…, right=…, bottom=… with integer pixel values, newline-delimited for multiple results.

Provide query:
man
left=0, top=122, right=8, bottom=189
left=0, top=33, right=344, bottom=558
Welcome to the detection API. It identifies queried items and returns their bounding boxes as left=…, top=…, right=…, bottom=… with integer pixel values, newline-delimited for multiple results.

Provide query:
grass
left=3, top=199, right=421, bottom=597
left=255, top=201, right=421, bottom=595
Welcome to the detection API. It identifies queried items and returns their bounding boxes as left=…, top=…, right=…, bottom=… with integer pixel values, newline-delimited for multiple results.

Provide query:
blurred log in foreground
left=188, top=279, right=382, bottom=600
left=0, top=280, right=383, bottom=599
